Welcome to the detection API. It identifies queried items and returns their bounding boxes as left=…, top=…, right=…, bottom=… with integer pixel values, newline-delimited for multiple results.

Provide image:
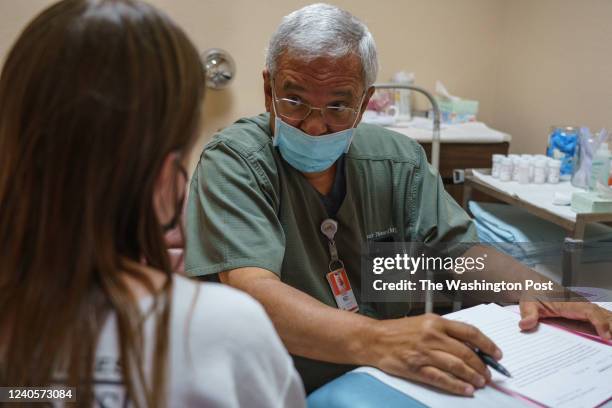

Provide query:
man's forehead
left=280, top=81, right=355, bottom=98
left=274, top=52, right=364, bottom=95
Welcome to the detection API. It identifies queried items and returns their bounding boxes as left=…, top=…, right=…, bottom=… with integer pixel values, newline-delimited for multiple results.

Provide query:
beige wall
left=494, top=0, right=612, bottom=154
left=154, top=0, right=506, bottom=167
left=1, top=0, right=611, bottom=166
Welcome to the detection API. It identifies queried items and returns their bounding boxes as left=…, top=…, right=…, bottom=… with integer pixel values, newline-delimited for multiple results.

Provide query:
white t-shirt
left=93, top=275, right=305, bottom=407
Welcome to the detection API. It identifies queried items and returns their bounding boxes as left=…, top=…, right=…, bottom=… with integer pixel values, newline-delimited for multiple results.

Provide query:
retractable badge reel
left=321, top=219, right=359, bottom=313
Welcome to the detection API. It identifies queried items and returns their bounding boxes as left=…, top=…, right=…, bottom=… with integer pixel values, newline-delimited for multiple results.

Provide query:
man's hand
left=368, top=313, right=502, bottom=397
left=221, top=267, right=505, bottom=396
left=519, top=301, right=612, bottom=341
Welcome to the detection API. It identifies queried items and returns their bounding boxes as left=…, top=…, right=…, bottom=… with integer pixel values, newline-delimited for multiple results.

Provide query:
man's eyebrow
left=331, top=89, right=355, bottom=99
left=281, top=81, right=356, bottom=99
left=282, top=82, right=306, bottom=92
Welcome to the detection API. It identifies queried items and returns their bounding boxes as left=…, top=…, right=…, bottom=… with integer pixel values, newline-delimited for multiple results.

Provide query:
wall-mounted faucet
left=202, top=48, right=236, bottom=90
left=374, top=83, right=441, bottom=170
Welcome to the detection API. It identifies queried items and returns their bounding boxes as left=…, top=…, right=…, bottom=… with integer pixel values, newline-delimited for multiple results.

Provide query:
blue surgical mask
left=270, top=80, right=365, bottom=173
left=272, top=117, right=356, bottom=173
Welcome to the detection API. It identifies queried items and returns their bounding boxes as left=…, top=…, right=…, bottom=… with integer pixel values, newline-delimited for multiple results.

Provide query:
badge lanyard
left=320, top=218, right=359, bottom=313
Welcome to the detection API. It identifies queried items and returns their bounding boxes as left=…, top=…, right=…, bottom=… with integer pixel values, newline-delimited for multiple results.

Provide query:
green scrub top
left=185, top=113, right=478, bottom=392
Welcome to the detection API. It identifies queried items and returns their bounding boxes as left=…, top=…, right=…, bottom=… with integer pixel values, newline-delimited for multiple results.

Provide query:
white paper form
left=596, top=302, right=612, bottom=311
left=352, top=366, right=529, bottom=408
left=504, top=302, right=612, bottom=315
left=446, top=304, right=612, bottom=408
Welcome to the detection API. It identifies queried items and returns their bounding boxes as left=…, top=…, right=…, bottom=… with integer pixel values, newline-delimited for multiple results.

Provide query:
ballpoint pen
left=475, top=349, right=512, bottom=378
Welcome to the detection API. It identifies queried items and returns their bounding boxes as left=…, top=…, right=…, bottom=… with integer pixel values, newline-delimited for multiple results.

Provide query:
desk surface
left=385, top=118, right=511, bottom=144
left=464, top=169, right=612, bottom=239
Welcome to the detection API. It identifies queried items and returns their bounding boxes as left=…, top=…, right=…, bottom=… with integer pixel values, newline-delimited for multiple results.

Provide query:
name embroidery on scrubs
left=366, top=226, right=398, bottom=240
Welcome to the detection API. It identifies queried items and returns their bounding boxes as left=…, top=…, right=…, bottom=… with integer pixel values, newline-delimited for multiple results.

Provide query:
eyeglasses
left=272, top=88, right=364, bottom=127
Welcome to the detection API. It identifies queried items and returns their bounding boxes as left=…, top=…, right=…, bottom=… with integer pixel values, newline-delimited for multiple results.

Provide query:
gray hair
left=266, top=3, right=378, bottom=88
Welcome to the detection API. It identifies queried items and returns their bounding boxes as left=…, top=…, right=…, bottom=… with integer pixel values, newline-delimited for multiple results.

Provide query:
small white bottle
left=533, top=159, right=547, bottom=184
left=491, top=154, right=504, bottom=178
left=512, top=156, right=522, bottom=181
left=589, top=142, right=611, bottom=190
left=547, top=159, right=561, bottom=184
left=529, top=158, right=537, bottom=182
left=500, top=157, right=513, bottom=181
left=518, top=159, right=530, bottom=184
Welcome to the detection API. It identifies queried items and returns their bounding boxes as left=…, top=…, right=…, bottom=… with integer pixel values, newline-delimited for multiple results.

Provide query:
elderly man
left=186, top=3, right=612, bottom=394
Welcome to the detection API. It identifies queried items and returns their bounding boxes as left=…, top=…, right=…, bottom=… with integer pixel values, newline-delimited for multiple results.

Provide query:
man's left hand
left=519, top=301, right=612, bottom=342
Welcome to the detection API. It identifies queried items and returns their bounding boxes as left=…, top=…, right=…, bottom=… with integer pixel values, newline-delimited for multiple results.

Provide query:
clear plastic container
left=590, top=142, right=611, bottom=189
left=391, top=71, right=414, bottom=125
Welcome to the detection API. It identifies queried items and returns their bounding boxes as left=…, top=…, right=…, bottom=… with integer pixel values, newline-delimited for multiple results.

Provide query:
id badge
left=326, top=268, right=359, bottom=313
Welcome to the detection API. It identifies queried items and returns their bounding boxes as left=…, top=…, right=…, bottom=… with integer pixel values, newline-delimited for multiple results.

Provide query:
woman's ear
left=153, top=152, right=186, bottom=228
